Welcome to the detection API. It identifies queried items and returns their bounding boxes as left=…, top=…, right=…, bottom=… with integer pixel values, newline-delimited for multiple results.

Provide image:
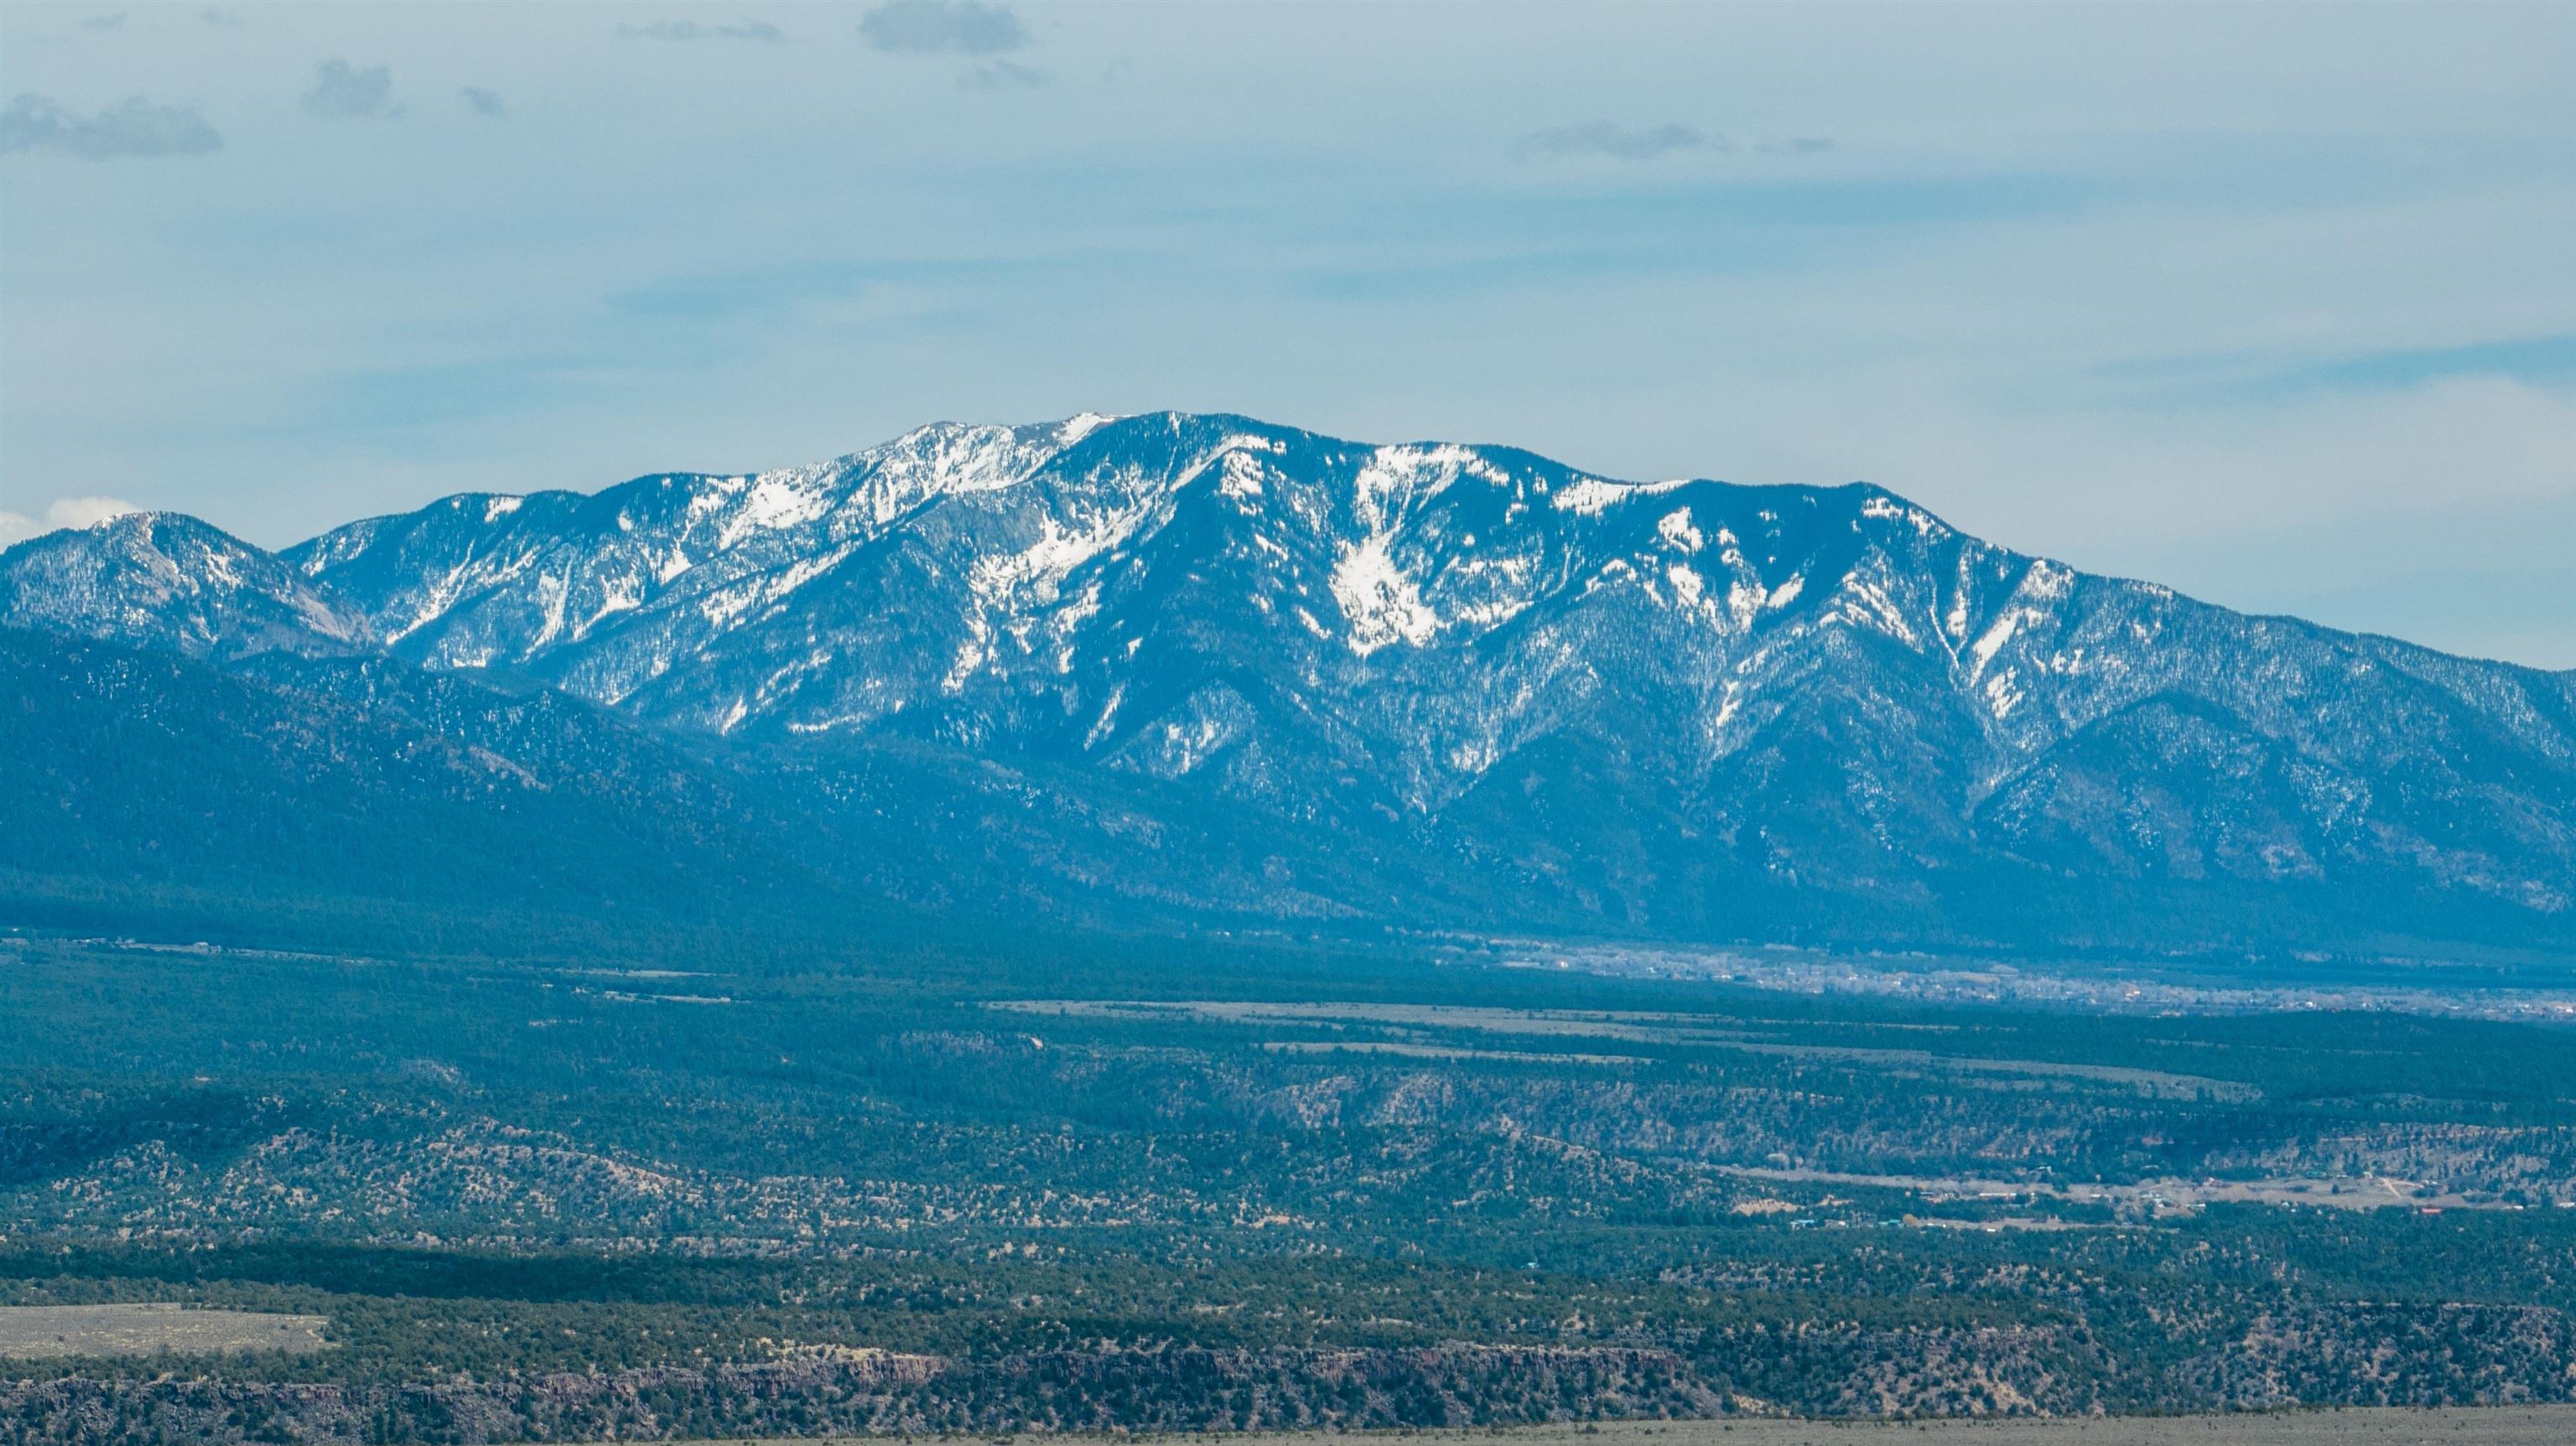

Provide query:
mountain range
left=7, top=412, right=2573, bottom=960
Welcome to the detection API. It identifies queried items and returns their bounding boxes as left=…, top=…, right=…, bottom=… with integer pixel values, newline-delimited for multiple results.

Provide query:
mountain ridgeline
left=7, top=412, right=2573, bottom=958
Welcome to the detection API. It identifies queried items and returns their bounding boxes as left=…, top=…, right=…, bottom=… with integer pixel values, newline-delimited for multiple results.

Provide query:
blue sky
left=3, top=1, right=2572, bottom=666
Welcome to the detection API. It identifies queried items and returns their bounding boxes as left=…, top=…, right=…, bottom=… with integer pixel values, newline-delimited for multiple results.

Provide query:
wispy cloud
left=960, top=60, right=1050, bottom=91
left=301, top=60, right=396, bottom=120
left=460, top=86, right=506, bottom=118
left=1514, top=123, right=1836, bottom=164
left=78, top=13, right=127, bottom=30
left=1, top=94, right=223, bottom=159
left=0, top=497, right=142, bottom=549
left=2086, top=333, right=2576, bottom=411
left=860, top=0, right=1026, bottom=55
left=200, top=8, right=238, bottom=24
left=616, top=20, right=785, bottom=43
left=1516, top=122, right=1713, bottom=164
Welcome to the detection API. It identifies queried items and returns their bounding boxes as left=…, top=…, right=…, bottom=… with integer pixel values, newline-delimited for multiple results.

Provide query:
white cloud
left=1, top=496, right=143, bottom=548
left=47, top=496, right=143, bottom=531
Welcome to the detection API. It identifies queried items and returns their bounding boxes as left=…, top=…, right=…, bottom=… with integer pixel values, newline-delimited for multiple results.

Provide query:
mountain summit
left=8, top=412, right=2573, bottom=956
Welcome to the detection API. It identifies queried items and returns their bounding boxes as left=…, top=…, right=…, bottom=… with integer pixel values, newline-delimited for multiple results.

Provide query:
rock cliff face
left=8, top=412, right=2573, bottom=952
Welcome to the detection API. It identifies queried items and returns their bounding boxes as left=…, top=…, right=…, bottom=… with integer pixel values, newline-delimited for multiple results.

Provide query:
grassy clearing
left=0, top=1303, right=329, bottom=1361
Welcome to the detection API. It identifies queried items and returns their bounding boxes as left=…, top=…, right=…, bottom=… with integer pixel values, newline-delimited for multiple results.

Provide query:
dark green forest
left=4, top=924, right=2576, bottom=1440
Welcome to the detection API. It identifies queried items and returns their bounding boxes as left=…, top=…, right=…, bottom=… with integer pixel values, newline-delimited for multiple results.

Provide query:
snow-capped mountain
left=8, top=412, right=2573, bottom=953
left=0, top=511, right=371, bottom=661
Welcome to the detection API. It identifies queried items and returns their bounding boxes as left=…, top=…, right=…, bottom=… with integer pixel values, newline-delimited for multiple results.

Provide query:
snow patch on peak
left=972, top=511, right=1138, bottom=608
left=2022, top=558, right=2075, bottom=602
left=1983, top=668, right=2024, bottom=718
left=1330, top=533, right=1437, bottom=656
left=1219, top=451, right=1267, bottom=502
left=883, top=422, right=1065, bottom=499
left=1831, top=573, right=1922, bottom=646
left=1060, top=412, right=1119, bottom=443
left=719, top=473, right=832, bottom=548
left=1657, top=508, right=1705, bottom=553
left=198, top=546, right=241, bottom=590
left=685, top=476, right=746, bottom=522
left=1353, top=444, right=1493, bottom=530
left=1971, top=610, right=2029, bottom=676
left=1561, top=475, right=1696, bottom=516
left=1551, top=478, right=1628, bottom=516
left=1861, top=491, right=1946, bottom=540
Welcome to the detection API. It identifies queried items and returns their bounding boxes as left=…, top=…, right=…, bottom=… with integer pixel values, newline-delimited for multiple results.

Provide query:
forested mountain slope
left=8, top=413, right=2571, bottom=956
